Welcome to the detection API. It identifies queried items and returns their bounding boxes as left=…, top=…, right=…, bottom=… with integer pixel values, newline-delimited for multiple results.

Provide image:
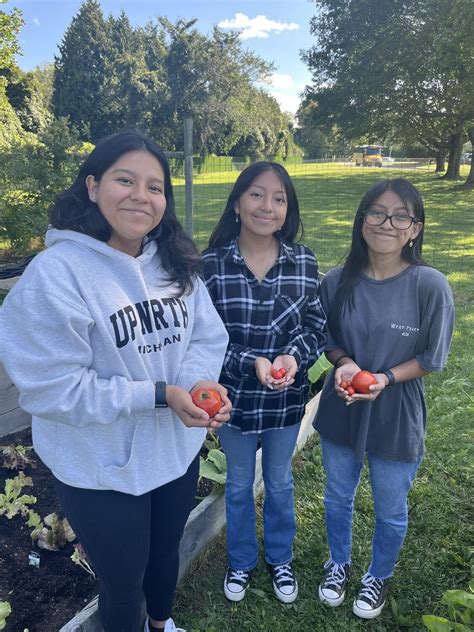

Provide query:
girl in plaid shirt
left=202, top=162, right=327, bottom=604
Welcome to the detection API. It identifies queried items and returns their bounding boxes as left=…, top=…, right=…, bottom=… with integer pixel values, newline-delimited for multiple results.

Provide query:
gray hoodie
left=0, top=229, right=229, bottom=495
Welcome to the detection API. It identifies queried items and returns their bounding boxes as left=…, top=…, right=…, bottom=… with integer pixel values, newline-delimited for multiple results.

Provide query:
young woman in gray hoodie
left=0, top=129, right=231, bottom=632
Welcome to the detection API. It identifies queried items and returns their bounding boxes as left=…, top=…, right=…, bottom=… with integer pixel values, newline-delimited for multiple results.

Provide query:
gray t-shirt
left=313, top=265, right=454, bottom=462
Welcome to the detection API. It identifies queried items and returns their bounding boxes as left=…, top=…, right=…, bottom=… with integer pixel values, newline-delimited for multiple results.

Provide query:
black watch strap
left=154, top=381, right=168, bottom=408
left=382, top=369, right=396, bottom=387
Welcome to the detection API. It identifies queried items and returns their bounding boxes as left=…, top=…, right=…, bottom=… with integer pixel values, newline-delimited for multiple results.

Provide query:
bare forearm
left=387, top=358, right=429, bottom=385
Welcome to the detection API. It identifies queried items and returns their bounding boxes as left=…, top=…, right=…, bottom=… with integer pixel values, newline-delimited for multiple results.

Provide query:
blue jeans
left=219, top=423, right=300, bottom=570
left=320, top=437, right=422, bottom=579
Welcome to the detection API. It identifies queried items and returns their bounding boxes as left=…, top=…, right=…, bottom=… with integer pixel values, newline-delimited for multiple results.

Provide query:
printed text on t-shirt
left=391, top=322, right=420, bottom=337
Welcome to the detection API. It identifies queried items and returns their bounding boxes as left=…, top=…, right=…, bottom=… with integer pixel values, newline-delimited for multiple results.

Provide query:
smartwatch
left=154, top=381, right=168, bottom=408
left=382, top=369, right=396, bottom=387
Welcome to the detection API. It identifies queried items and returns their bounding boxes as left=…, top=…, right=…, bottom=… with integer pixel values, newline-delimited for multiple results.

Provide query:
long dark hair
left=329, top=178, right=428, bottom=344
left=49, top=129, right=200, bottom=295
left=208, top=161, right=303, bottom=247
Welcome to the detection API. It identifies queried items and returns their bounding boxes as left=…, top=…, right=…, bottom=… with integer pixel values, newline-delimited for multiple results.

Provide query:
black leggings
left=55, top=455, right=199, bottom=632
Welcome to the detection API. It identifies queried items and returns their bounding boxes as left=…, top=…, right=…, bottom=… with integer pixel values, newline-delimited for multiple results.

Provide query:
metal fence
left=171, top=154, right=472, bottom=284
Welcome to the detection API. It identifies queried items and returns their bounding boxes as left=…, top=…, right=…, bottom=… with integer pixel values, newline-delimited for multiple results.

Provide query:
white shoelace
left=228, top=569, right=249, bottom=584
left=357, top=573, right=384, bottom=604
left=323, top=561, right=347, bottom=589
left=273, top=564, right=294, bottom=585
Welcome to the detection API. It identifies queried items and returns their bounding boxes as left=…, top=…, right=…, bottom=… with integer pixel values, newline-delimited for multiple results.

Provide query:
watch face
left=154, top=381, right=168, bottom=408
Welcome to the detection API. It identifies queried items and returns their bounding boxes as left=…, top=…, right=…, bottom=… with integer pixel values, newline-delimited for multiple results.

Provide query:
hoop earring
left=409, top=240, right=414, bottom=248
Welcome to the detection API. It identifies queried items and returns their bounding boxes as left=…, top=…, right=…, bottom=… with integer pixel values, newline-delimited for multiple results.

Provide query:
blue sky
left=10, top=0, right=317, bottom=114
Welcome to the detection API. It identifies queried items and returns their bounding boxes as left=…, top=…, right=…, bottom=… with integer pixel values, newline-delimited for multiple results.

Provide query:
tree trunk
left=461, top=127, right=474, bottom=189
left=443, top=131, right=463, bottom=179
left=435, top=149, right=446, bottom=172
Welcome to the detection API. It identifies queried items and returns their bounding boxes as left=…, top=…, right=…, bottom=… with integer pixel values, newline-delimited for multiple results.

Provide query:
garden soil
left=0, top=427, right=213, bottom=632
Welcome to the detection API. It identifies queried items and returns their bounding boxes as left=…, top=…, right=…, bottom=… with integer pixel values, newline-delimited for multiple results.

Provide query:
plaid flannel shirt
left=202, top=239, right=327, bottom=433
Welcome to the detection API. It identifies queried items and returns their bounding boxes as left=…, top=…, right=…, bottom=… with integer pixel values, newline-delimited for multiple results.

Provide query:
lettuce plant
left=0, top=472, right=36, bottom=519
left=0, top=601, right=11, bottom=631
left=71, top=543, right=96, bottom=578
left=35, top=512, right=76, bottom=551
left=0, top=444, right=36, bottom=470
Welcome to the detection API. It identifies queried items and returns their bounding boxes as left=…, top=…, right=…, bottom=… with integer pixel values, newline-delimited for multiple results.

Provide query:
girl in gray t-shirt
left=313, top=178, right=454, bottom=620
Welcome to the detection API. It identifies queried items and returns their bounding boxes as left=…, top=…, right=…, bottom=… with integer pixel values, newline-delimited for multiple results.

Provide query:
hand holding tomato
left=269, top=354, right=298, bottom=390
left=163, top=381, right=231, bottom=430
left=191, top=387, right=223, bottom=418
left=337, top=368, right=386, bottom=405
left=351, top=370, right=378, bottom=394
left=271, top=367, right=287, bottom=380
left=191, top=380, right=232, bottom=426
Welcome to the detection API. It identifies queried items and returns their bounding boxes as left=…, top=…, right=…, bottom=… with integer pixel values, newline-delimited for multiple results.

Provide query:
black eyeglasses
left=363, top=210, right=418, bottom=230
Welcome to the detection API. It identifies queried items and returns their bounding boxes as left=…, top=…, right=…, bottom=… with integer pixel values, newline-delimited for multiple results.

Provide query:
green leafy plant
left=34, top=512, right=76, bottom=551
left=0, top=472, right=36, bottom=519
left=0, top=444, right=36, bottom=470
left=199, top=448, right=227, bottom=486
left=203, top=431, right=221, bottom=452
left=26, top=509, right=44, bottom=541
left=308, top=353, right=332, bottom=396
left=423, top=581, right=474, bottom=631
left=0, top=601, right=11, bottom=631
left=71, top=543, right=96, bottom=578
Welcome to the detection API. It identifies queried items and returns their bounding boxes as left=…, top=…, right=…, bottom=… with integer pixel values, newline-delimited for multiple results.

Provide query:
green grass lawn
left=1, top=163, right=472, bottom=630
left=173, top=166, right=473, bottom=631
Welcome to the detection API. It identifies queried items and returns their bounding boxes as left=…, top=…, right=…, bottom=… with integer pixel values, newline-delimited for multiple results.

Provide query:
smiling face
left=361, top=189, right=422, bottom=258
left=235, top=169, right=288, bottom=241
left=85, top=150, right=167, bottom=256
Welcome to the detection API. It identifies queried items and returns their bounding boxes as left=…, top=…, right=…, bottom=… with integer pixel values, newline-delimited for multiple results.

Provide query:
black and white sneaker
left=143, top=617, right=186, bottom=632
left=318, top=559, right=351, bottom=607
left=271, top=563, right=298, bottom=603
left=352, top=573, right=390, bottom=619
left=224, top=567, right=251, bottom=602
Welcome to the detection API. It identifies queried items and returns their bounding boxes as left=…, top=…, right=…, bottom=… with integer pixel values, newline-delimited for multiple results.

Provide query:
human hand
left=255, top=357, right=273, bottom=387
left=191, top=380, right=232, bottom=429
left=334, top=361, right=360, bottom=401
left=337, top=369, right=387, bottom=406
left=166, top=385, right=223, bottom=430
left=268, top=354, right=297, bottom=391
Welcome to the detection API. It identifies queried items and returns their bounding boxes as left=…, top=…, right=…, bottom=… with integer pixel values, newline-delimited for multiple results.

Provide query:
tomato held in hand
left=351, top=370, right=377, bottom=394
left=271, top=367, right=287, bottom=380
left=191, top=388, right=223, bottom=417
left=346, top=386, right=355, bottom=396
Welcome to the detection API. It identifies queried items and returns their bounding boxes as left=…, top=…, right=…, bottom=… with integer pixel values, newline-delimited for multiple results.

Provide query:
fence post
left=184, top=117, right=194, bottom=237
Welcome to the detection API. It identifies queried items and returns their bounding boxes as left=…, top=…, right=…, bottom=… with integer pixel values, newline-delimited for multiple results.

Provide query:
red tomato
left=191, top=387, right=223, bottom=417
left=271, top=367, right=287, bottom=379
left=340, top=380, right=349, bottom=390
left=346, top=386, right=355, bottom=396
left=351, top=370, right=377, bottom=394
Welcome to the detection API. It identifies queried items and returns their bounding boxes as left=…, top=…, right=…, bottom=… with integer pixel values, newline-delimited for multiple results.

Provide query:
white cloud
left=270, top=91, right=301, bottom=116
left=270, top=73, right=294, bottom=90
left=218, top=13, right=299, bottom=40
left=33, top=18, right=40, bottom=26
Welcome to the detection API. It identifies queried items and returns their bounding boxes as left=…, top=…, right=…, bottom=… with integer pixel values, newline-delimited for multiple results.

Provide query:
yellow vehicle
left=352, top=145, right=383, bottom=167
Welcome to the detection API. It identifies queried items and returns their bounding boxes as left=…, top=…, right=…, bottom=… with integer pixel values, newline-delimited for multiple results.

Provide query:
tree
left=97, top=12, right=168, bottom=138
left=157, top=18, right=274, bottom=155
left=0, top=118, right=83, bottom=251
left=0, top=0, right=25, bottom=145
left=52, top=0, right=109, bottom=140
left=2, top=65, right=51, bottom=132
left=51, top=4, right=293, bottom=158
left=301, top=0, right=474, bottom=184
left=296, top=96, right=349, bottom=159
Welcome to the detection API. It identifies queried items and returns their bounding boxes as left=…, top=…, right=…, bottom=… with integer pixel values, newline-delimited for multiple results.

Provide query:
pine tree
left=52, top=0, right=109, bottom=140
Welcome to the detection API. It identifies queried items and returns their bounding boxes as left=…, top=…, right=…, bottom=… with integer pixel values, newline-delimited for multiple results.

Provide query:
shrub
left=0, top=117, right=84, bottom=253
